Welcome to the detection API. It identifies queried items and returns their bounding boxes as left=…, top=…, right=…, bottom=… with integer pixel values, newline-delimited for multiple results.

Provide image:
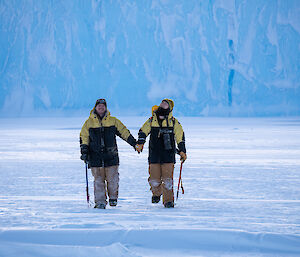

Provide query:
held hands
left=179, top=151, right=187, bottom=163
left=135, top=144, right=144, bottom=154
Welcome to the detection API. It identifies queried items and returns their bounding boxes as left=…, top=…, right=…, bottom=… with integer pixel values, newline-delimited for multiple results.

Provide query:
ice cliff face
left=0, top=0, right=299, bottom=116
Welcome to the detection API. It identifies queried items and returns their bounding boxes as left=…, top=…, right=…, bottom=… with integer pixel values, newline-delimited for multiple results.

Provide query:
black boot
left=152, top=195, right=161, bottom=203
left=94, top=203, right=106, bottom=209
left=109, top=199, right=117, bottom=207
left=164, top=202, right=174, bottom=208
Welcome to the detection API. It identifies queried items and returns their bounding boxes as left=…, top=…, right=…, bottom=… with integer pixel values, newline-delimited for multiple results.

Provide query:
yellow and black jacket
left=80, top=108, right=136, bottom=167
left=138, top=99, right=186, bottom=164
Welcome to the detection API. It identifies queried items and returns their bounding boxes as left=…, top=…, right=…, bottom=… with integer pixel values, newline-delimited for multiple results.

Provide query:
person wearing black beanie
left=80, top=98, right=137, bottom=209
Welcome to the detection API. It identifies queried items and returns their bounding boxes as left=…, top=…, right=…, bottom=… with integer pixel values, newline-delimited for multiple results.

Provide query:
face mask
left=156, top=107, right=170, bottom=117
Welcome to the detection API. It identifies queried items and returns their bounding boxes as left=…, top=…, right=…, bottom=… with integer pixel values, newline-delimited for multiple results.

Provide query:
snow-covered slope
left=0, top=0, right=299, bottom=116
left=0, top=117, right=300, bottom=256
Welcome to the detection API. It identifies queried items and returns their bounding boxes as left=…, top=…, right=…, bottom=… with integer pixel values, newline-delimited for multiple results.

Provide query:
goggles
left=95, top=99, right=107, bottom=106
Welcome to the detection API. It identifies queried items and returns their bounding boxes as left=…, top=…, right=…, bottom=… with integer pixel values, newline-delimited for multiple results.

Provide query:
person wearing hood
left=80, top=99, right=137, bottom=209
left=136, top=99, right=187, bottom=208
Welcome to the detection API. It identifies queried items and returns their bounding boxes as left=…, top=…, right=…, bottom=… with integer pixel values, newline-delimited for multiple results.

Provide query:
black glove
left=80, top=144, right=89, bottom=163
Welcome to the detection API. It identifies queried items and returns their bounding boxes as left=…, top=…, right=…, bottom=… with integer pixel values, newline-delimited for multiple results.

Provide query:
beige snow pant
left=148, top=163, right=174, bottom=204
left=91, top=165, right=119, bottom=205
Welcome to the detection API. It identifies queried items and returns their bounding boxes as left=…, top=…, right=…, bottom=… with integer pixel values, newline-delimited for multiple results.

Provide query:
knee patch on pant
left=163, top=178, right=173, bottom=191
left=149, top=179, right=161, bottom=188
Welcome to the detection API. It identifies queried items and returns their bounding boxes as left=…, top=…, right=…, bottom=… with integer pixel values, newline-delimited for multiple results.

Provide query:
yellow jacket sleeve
left=114, top=118, right=137, bottom=147
left=114, top=118, right=130, bottom=140
left=138, top=118, right=152, bottom=144
left=174, top=118, right=186, bottom=153
left=80, top=120, right=90, bottom=145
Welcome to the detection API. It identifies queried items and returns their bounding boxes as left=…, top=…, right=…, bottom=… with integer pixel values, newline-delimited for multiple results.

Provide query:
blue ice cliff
left=0, top=0, right=299, bottom=116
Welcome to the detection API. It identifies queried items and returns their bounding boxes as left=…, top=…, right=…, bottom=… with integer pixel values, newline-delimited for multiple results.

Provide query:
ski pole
left=176, top=162, right=184, bottom=200
left=85, top=162, right=90, bottom=205
left=180, top=174, right=184, bottom=195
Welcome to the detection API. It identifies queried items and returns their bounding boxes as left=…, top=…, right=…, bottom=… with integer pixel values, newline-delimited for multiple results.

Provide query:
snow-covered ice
left=0, top=116, right=300, bottom=256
